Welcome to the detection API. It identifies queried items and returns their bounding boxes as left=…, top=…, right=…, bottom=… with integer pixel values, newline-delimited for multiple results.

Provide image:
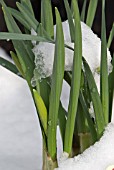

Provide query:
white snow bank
left=0, top=64, right=42, bottom=170
left=0, top=48, right=65, bottom=170
left=32, top=21, right=112, bottom=91
left=55, top=123, right=114, bottom=170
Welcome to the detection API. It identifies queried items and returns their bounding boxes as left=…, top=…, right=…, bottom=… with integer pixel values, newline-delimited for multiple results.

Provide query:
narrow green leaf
left=58, top=102, right=67, bottom=143
left=100, top=0, right=109, bottom=125
left=64, top=71, right=97, bottom=142
left=20, top=0, right=34, bottom=17
left=16, top=2, right=39, bottom=32
left=107, top=23, right=114, bottom=49
left=109, top=53, right=114, bottom=121
left=41, top=0, right=54, bottom=38
left=0, top=56, right=19, bottom=75
left=0, top=32, right=52, bottom=42
left=16, top=1, right=52, bottom=40
left=8, top=7, right=31, bottom=30
left=10, top=51, right=24, bottom=77
left=2, top=5, right=34, bottom=85
left=64, top=0, right=82, bottom=154
left=63, top=0, right=75, bottom=42
left=47, top=8, right=65, bottom=160
left=0, top=32, right=74, bottom=52
left=81, top=0, right=87, bottom=22
left=76, top=101, right=88, bottom=134
left=83, top=59, right=105, bottom=138
left=39, top=78, right=50, bottom=110
left=33, top=89, right=47, bottom=135
left=79, top=91, right=97, bottom=143
left=86, top=0, right=98, bottom=28
left=37, top=23, right=44, bottom=37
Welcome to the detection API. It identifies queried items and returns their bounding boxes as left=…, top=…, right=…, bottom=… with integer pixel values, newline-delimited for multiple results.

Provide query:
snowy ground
left=56, top=123, right=114, bottom=170
left=0, top=47, right=67, bottom=170
left=0, top=48, right=42, bottom=170
left=0, top=47, right=114, bottom=170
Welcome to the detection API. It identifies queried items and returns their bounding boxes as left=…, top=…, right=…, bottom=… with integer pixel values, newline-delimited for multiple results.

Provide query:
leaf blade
left=41, top=0, right=54, bottom=38
left=86, top=0, right=98, bottom=28
left=83, top=59, right=105, bottom=138
left=33, top=89, right=47, bottom=135
left=47, top=8, right=65, bottom=160
left=0, top=57, right=19, bottom=75
left=64, top=0, right=82, bottom=154
left=100, top=0, right=109, bottom=125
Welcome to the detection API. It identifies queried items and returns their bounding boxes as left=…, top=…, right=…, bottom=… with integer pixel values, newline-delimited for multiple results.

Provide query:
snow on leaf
left=31, top=21, right=112, bottom=89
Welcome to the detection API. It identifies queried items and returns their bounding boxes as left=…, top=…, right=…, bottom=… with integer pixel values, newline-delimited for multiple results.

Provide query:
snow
left=32, top=21, right=112, bottom=92
left=111, top=92, right=114, bottom=123
left=56, top=123, right=114, bottom=170
left=0, top=48, right=42, bottom=170
left=60, top=80, right=70, bottom=111
left=0, top=21, right=114, bottom=170
left=0, top=47, right=64, bottom=170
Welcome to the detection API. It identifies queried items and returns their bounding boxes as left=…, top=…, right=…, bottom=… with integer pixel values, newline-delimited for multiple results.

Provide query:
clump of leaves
left=0, top=0, right=113, bottom=169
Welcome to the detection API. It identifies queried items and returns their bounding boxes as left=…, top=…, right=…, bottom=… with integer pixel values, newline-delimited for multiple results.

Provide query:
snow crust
left=56, top=123, right=114, bottom=170
left=32, top=21, right=112, bottom=90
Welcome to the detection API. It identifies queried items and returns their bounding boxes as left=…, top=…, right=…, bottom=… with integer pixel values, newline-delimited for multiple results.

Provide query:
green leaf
left=83, top=59, right=105, bottom=138
left=64, top=71, right=97, bottom=142
left=1, top=2, right=34, bottom=85
left=79, top=91, right=97, bottom=143
left=63, top=0, right=75, bottom=42
left=41, top=0, right=54, bottom=38
left=0, top=32, right=74, bottom=53
left=39, top=78, right=50, bottom=110
left=16, top=2, right=39, bottom=32
left=109, top=53, right=114, bottom=121
left=58, top=102, right=67, bottom=143
left=0, top=32, right=52, bottom=42
left=20, top=0, right=34, bottom=17
left=0, top=57, right=19, bottom=75
left=64, top=0, right=82, bottom=154
left=33, top=89, right=47, bottom=135
left=47, top=8, right=65, bottom=160
left=16, top=1, right=52, bottom=40
left=81, top=0, right=87, bottom=22
left=100, top=0, right=109, bottom=125
left=86, top=0, right=98, bottom=28
left=10, top=51, right=24, bottom=77
left=76, top=101, right=88, bottom=134
left=8, top=7, right=31, bottom=30
left=107, top=23, right=114, bottom=49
